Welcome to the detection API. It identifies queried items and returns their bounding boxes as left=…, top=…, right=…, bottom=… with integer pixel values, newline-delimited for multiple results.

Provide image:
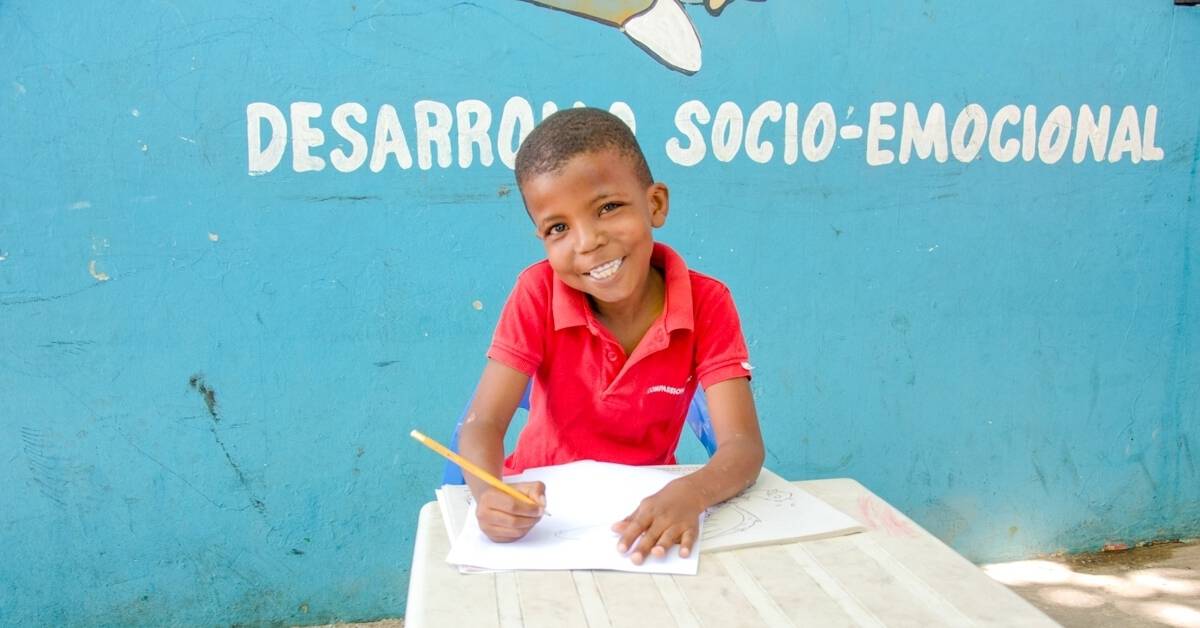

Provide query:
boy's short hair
left=514, top=107, right=653, bottom=190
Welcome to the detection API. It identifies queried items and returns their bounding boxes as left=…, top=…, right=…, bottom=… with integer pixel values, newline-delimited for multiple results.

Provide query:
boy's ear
left=647, top=182, right=669, bottom=228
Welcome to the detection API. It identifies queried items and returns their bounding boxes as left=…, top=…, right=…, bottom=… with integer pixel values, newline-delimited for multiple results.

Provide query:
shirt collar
left=551, top=242, right=694, bottom=332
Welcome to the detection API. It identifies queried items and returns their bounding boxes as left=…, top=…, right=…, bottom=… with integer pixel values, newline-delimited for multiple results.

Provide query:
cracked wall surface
left=1, top=1, right=1198, bottom=626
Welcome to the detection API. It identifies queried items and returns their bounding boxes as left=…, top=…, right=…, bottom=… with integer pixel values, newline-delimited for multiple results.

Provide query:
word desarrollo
left=246, top=98, right=634, bottom=176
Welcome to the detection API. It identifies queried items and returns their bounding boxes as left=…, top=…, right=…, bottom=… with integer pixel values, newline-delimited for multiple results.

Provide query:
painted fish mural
left=520, top=0, right=764, bottom=74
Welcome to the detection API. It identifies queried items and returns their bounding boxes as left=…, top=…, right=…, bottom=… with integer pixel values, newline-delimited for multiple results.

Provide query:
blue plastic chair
left=442, top=383, right=717, bottom=484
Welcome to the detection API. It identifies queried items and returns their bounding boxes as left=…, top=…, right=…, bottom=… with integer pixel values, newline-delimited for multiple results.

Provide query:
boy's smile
left=585, top=257, right=624, bottom=281
left=521, top=148, right=669, bottom=322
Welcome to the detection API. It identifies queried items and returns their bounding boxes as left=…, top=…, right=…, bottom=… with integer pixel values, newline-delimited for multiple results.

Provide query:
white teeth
left=587, top=258, right=623, bottom=279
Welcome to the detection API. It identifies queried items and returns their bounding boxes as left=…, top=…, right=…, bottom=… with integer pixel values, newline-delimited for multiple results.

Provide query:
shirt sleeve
left=693, top=281, right=753, bottom=389
left=486, top=268, right=548, bottom=376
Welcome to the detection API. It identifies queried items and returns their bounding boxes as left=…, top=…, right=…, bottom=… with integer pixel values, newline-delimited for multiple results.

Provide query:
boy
left=459, top=107, right=763, bottom=565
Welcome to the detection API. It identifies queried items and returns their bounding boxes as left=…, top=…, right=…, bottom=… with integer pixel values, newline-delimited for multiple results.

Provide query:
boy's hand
left=612, top=478, right=706, bottom=564
left=475, top=481, right=546, bottom=543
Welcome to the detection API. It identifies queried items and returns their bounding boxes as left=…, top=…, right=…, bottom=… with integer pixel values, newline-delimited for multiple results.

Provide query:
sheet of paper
left=435, top=486, right=471, bottom=542
left=445, top=460, right=700, bottom=575
left=657, top=465, right=865, bottom=551
left=436, top=486, right=494, bottom=574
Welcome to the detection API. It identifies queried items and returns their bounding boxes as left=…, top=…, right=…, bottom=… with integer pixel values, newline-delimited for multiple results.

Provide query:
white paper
left=445, top=460, right=701, bottom=575
left=438, top=465, right=864, bottom=570
left=436, top=486, right=496, bottom=574
left=658, top=465, right=865, bottom=551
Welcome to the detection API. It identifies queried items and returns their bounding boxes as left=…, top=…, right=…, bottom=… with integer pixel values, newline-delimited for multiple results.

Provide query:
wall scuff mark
left=188, top=373, right=267, bottom=514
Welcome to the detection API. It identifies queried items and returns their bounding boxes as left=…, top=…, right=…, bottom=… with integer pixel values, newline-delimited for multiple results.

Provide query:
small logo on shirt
left=646, top=384, right=686, bottom=396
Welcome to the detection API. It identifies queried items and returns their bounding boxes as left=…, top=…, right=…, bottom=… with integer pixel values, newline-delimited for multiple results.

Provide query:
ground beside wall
left=987, top=541, right=1200, bottom=628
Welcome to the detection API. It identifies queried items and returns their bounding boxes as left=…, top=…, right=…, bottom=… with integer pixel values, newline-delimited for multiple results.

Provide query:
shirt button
left=606, top=352, right=617, bottom=362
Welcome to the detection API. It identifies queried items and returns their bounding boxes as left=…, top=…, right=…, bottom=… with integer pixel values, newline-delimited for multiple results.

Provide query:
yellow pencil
left=410, top=429, right=547, bottom=514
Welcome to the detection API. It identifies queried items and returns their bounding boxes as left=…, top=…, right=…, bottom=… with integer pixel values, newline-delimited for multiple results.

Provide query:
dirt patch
left=1061, top=540, right=1185, bottom=570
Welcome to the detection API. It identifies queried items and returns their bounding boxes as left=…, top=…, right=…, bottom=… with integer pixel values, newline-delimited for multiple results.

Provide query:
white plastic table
left=406, top=477, right=1059, bottom=627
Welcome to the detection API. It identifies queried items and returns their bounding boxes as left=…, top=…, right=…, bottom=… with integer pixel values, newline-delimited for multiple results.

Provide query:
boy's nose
left=573, top=224, right=606, bottom=254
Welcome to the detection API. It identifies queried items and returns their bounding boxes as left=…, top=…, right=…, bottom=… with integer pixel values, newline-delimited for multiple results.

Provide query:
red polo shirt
left=488, top=242, right=752, bottom=474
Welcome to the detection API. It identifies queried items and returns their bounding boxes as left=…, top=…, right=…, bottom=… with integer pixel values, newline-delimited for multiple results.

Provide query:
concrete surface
left=986, top=541, right=1200, bottom=628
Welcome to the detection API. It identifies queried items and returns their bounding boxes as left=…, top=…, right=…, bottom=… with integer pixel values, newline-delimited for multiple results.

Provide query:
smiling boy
left=458, top=107, right=764, bottom=565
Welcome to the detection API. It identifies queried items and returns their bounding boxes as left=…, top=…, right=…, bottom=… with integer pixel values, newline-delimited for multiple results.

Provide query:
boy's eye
left=546, top=223, right=567, bottom=236
left=599, top=202, right=621, bottom=213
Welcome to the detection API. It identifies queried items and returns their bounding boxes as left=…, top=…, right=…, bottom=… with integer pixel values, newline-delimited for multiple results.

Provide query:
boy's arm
left=458, top=359, right=528, bottom=486
left=614, top=376, right=763, bottom=562
left=678, top=376, right=765, bottom=504
left=458, top=359, right=546, bottom=542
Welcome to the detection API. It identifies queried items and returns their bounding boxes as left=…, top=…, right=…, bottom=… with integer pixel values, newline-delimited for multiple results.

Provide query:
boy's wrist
left=685, top=450, right=763, bottom=509
left=671, top=473, right=716, bottom=513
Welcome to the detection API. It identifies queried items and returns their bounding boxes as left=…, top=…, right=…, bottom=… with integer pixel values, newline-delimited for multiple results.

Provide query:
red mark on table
left=857, top=495, right=918, bottom=537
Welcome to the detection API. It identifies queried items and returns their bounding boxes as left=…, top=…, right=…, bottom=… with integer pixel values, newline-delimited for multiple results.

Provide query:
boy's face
left=521, top=148, right=669, bottom=314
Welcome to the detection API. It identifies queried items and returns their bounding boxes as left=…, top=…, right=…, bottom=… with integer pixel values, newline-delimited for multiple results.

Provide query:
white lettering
left=1108, top=105, right=1142, bottom=163
left=498, top=96, right=535, bottom=169
left=415, top=100, right=453, bottom=170
left=1037, top=105, right=1072, bottom=164
left=455, top=99, right=493, bottom=168
left=803, top=102, right=836, bottom=162
left=370, top=104, right=413, bottom=172
left=712, top=102, right=744, bottom=163
left=244, top=99, right=1170, bottom=173
left=1142, top=105, right=1164, bottom=161
left=1073, top=105, right=1110, bottom=163
left=290, top=102, right=325, bottom=173
left=745, top=101, right=782, bottom=164
left=1022, top=105, right=1038, bottom=162
left=330, top=102, right=368, bottom=173
left=246, top=102, right=286, bottom=176
left=951, top=104, right=987, bottom=162
left=666, top=100, right=709, bottom=167
left=988, top=105, right=1021, bottom=163
left=866, top=101, right=897, bottom=166
left=900, top=102, right=948, bottom=164
left=609, top=101, right=637, bottom=134
left=783, top=102, right=799, bottom=165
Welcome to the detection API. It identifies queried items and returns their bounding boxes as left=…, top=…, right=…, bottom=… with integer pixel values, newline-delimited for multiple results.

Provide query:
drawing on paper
left=702, top=504, right=760, bottom=539
left=702, top=485, right=795, bottom=540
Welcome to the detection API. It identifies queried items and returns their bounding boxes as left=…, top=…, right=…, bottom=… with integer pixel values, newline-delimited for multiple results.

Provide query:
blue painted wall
left=2, top=1, right=1197, bottom=625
